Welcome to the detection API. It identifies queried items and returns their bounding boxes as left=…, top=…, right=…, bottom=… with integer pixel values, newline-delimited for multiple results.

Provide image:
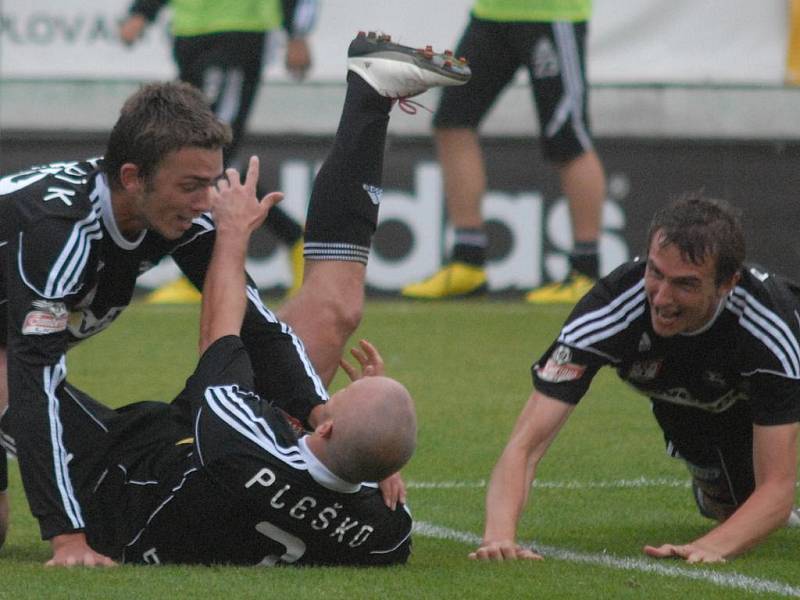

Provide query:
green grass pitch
left=0, top=299, right=798, bottom=599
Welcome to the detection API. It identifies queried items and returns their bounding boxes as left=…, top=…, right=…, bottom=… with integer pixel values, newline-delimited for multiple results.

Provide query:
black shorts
left=433, top=16, right=593, bottom=163
left=173, top=31, right=267, bottom=162
left=651, top=399, right=755, bottom=505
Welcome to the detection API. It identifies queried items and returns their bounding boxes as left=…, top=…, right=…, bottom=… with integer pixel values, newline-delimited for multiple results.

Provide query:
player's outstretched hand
left=339, top=339, right=385, bottom=380
left=643, top=542, right=726, bottom=564
left=213, top=156, right=283, bottom=237
left=378, top=472, right=406, bottom=510
left=469, top=540, right=543, bottom=561
left=47, top=533, right=117, bottom=567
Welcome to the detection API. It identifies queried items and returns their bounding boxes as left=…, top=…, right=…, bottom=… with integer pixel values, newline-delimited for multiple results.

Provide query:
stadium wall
left=2, top=0, right=799, bottom=291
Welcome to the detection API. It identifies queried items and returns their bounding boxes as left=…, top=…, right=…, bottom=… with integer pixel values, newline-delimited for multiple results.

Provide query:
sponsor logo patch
left=628, top=359, right=662, bottom=382
left=536, top=357, right=586, bottom=383
left=22, top=300, right=69, bottom=335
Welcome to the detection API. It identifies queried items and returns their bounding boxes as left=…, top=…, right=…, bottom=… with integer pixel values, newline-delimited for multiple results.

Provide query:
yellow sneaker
left=401, top=263, right=487, bottom=299
left=525, top=272, right=595, bottom=305
left=286, top=240, right=305, bottom=298
left=144, top=276, right=201, bottom=304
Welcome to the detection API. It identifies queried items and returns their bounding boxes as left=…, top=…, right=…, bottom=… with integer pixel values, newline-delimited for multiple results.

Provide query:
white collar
left=298, top=436, right=361, bottom=493
left=679, top=293, right=728, bottom=337
left=93, top=173, right=146, bottom=250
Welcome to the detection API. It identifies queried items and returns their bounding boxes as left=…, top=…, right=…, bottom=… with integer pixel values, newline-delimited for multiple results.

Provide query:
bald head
left=318, top=376, right=416, bottom=484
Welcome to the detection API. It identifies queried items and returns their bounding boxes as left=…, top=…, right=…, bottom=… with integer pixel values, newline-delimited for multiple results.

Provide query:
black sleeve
left=531, top=285, right=611, bottom=404
left=0, top=447, right=7, bottom=492
left=747, top=372, right=800, bottom=426
left=171, top=227, right=328, bottom=427
left=4, top=203, right=93, bottom=539
left=128, top=0, right=167, bottom=21
left=280, top=0, right=318, bottom=36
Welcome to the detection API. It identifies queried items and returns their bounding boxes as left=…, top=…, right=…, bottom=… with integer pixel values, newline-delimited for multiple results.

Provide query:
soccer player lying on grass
left=0, top=31, right=470, bottom=564
left=26, top=158, right=417, bottom=566
left=472, top=194, right=799, bottom=564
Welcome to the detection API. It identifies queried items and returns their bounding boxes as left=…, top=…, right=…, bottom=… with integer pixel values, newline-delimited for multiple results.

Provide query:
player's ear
left=719, top=270, right=741, bottom=296
left=316, top=420, right=334, bottom=439
left=119, top=162, right=144, bottom=193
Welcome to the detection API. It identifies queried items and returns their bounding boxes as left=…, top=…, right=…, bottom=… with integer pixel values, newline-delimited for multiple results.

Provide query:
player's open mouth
left=653, top=308, right=680, bottom=326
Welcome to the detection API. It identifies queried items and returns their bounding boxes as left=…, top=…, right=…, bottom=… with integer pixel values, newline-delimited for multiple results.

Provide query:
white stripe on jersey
left=44, top=205, right=103, bottom=298
left=204, top=385, right=307, bottom=469
left=0, top=431, right=16, bottom=455
left=245, top=285, right=329, bottom=401
left=727, top=288, right=800, bottom=378
left=558, top=280, right=646, bottom=350
left=369, top=504, right=413, bottom=555
left=169, top=213, right=215, bottom=252
left=44, top=357, right=84, bottom=529
left=63, top=386, right=109, bottom=433
left=17, top=212, right=102, bottom=300
left=124, top=466, right=199, bottom=554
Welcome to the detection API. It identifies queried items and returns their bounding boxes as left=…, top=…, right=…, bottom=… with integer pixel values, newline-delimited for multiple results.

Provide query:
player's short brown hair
left=646, top=192, right=745, bottom=286
left=102, top=81, right=232, bottom=188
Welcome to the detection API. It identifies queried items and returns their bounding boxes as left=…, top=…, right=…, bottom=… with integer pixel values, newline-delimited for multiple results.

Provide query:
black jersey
left=0, top=161, right=327, bottom=540
left=84, top=337, right=412, bottom=567
left=533, top=260, right=800, bottom=426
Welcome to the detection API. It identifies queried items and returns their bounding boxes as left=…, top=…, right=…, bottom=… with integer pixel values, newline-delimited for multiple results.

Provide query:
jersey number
left=255, top=521, right=307, bottom=566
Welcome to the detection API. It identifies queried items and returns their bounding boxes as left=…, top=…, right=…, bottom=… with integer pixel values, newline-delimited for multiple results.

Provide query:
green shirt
left=170, top=0, right=283, bottom=36
left=472, top=0, right=591, bottom=22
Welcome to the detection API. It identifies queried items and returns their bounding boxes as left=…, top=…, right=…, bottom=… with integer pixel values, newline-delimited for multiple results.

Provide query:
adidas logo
left=362, top=183, right=383, bottom=205
left=532, top=38, right=559, bottom=79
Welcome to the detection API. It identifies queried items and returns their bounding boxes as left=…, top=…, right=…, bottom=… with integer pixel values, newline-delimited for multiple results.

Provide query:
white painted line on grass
left=414, top=521, right=800, bottom=598
left=410, top=478, right=800, bottom=490
left=407, top=477, right=691, bottom=490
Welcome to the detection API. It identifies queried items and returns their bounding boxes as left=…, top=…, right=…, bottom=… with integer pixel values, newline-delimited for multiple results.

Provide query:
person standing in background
left=120, top=0, right=318, bottom=299
left=401, top=0, right=607, bottom=304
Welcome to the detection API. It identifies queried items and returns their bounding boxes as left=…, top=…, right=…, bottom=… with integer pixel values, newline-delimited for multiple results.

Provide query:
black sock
left=304, top=72, right=393, bottom=264
left=570, top=240, right=599, bottom=279
left=451, top=228, right=487, bottom=267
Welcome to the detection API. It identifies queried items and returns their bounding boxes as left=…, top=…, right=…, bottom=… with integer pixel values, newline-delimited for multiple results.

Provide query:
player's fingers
left=518, top=547, right=544, bottom=561
left=225, top=167, right=240, bottom=187
left=499, top=544, right=520, bottom=560
left=257, top=192, right=283, bottom=225
left=216, top=175, right=230, bottom=192
left=244, top=156, right=260, bottom=192
left=260, top=191, right=283, bottom=208
left=643, top=544, right=677, bottom=558
left=360, top=341, right=384, bottom=375
left=349, top=346, right=369, bottom=367
left=468, top=547, right=493, bottom=561
left=338, top=358, right=359, bottom=382
left=359, top=339, right=384, bottom=365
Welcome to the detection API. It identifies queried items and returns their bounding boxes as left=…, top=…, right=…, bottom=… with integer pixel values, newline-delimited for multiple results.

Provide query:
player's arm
left=119, top=0, right=166, bottom=45
left=5, top=207, right=114, bottom=566
left=644, top=421, right=798, bottom=563
left=199, top=157, right=280, bottom=354
left=470, top=390, right=574, bottom=561
left=280, top=0, right=317, bottom=80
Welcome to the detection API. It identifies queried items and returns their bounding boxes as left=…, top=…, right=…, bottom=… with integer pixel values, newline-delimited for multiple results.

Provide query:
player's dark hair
left=101, top=81, right=232, bottom=188
left=646, top=192, right=745, bottom=286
